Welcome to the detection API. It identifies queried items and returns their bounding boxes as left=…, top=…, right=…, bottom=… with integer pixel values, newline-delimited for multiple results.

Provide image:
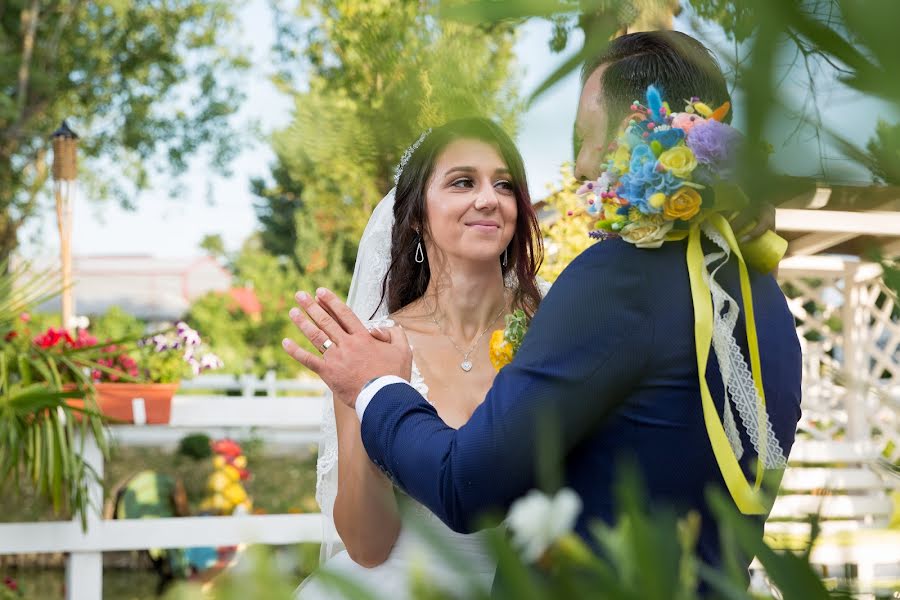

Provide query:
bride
left=294, top=117, right=545, bottom=598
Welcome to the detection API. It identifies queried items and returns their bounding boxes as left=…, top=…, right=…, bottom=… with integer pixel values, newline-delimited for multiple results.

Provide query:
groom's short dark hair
left=583, top=31, right=731, bottom=136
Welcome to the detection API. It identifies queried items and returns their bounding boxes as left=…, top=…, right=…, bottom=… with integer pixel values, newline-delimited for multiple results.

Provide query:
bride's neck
left=423, top=260, right=508, bottom=341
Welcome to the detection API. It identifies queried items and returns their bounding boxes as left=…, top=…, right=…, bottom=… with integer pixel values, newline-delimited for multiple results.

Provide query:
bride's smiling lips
left=465, top=220, right=501, bottom=233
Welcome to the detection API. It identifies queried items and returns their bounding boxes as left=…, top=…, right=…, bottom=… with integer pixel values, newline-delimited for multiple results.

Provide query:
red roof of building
left=227, top=287, right=262, bottom=318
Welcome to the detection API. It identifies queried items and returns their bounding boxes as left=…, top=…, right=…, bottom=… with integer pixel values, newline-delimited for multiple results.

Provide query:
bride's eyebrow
left=444, top=166, right=477, bottom=177
left=443, top=166, right=511, bottom=178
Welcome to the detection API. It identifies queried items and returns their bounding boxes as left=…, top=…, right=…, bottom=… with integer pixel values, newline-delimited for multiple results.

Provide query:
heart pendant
left=460, top=360, right=473, bottom=372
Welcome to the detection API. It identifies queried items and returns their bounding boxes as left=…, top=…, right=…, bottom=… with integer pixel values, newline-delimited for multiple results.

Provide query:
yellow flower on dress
left=664, top=187, right=703, bottom=221
left=489, top=329, right=515, bottom=371
left=657, top=145, right=698, bottom=178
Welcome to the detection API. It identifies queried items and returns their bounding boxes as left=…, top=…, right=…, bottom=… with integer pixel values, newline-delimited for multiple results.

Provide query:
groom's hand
left=281, top=288, right=412, bottom=408
left=732, top=201, right=776, bottom=243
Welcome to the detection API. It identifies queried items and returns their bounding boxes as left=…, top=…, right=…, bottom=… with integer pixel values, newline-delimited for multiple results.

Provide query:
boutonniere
left=489, top=309, right=529, bottom=371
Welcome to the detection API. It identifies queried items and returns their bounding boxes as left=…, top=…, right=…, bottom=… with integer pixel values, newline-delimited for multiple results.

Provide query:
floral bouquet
left=577, top=85, right=786, bottom=273
left=573, top=86, right=789, bottom=516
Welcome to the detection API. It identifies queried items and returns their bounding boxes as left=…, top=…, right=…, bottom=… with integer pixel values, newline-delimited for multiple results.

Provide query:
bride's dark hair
left=374, top=117, right=543, bottom=318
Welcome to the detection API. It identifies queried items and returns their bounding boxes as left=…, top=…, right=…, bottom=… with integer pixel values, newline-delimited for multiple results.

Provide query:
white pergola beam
left=779, top=255, right=883, bottom=281
left=777, top=209, right=900, bottom=236
left=787, top=231, right=859, bottom=257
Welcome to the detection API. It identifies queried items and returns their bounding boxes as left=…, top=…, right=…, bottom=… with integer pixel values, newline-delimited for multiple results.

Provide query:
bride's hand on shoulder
left=282, top=288, right=413, bottom=407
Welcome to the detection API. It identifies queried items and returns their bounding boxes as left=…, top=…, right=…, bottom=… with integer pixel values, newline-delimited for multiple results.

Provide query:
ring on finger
left=320, top=338, right=334, bottom=354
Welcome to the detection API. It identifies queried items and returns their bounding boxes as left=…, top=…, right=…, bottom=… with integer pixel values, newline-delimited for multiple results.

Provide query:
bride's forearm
left=332, top=397, right=401, bottom=567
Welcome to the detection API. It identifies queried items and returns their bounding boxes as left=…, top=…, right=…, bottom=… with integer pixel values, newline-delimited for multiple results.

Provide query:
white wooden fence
left=0, top=373, right=329, bottom=600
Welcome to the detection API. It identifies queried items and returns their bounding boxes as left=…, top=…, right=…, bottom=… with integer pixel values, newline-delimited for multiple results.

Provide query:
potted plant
left=0, top=264, right=108, bottom=528
left=86, top=321, right=224, bottom=424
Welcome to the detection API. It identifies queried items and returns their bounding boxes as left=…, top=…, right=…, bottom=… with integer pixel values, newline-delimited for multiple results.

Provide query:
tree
left=538, top=166, right=598, bottom=284
left=252, top=164, right=302, bottom=265
left=258, top=0, right=526, bottom=297
left=0, top=0, right=250, bottom=264
left=186, top=234, right=315, bottom=376
left=200, top=234, right=227, bottom=260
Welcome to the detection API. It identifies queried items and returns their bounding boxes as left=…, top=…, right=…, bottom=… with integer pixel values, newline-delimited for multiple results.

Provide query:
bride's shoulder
left=537, top=277, right=552, bottom=298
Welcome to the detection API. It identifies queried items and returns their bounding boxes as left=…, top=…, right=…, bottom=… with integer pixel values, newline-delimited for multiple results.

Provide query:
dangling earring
left=414, top=230, right=425, bottom=264
left=502, top=247, right=508, bottom=267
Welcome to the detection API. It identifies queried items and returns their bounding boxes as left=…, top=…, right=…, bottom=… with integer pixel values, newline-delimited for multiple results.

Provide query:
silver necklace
left=429, top=300, right=507, bottom=372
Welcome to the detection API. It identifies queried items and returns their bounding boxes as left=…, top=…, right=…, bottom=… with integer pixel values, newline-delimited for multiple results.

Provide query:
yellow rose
left=664, top=187, right=703, bottom=221
left=489, top=330, right=514, bottom=371
left=657, top=145, right=697, bottom=178
left=620, top=216, right=674, bottom=249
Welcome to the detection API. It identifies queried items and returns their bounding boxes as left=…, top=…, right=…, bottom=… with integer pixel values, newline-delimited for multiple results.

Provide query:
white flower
left=620, top=217, right=674, bottom=249
left=68, top=315, right=90, bottom=330
left=505, top=488, right=582, bottom=562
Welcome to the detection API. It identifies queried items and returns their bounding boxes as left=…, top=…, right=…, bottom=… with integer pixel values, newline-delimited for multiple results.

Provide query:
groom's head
left=574, top=30, right=731, bottom=180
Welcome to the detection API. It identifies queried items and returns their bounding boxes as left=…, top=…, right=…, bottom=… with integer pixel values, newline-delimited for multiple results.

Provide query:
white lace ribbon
left=700, top=222, right=787, bottom=470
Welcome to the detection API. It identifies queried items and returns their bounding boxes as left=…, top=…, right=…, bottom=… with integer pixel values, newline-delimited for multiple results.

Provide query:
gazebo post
left=841, top=261, right=868, bottom=443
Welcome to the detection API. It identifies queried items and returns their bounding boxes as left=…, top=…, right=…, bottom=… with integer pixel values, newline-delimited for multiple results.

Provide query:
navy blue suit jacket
left=360, top=237, right=802, bottom=571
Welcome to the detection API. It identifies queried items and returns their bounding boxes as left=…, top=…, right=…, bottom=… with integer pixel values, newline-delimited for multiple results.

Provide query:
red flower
left=3, top=576, right=18, bottom=591
left=71, top=329, right=98, bottom=349
left=33, top=327, right=73, bottom=349
left=4, top=330, right=17, bottom=342
left=19, top=312, right=30, bottom=323
left=212, top=439, right=243, bottom=458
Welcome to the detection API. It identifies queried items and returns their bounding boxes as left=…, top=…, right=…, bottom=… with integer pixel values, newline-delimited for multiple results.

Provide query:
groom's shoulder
left=569, top=237, right=682, bottom=273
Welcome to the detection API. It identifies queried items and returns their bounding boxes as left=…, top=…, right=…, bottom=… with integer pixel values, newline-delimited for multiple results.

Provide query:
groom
left=284, top=31, right=802, bottom=575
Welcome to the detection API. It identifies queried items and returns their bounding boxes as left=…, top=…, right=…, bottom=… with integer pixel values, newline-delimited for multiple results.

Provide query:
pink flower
left=671, top=112, right=706, bottom=135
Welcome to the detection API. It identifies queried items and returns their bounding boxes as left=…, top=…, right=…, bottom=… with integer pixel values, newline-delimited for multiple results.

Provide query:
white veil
left=315, top=189, right=396, bottom=561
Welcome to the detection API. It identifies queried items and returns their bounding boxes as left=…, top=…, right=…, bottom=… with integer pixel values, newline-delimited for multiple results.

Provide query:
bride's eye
left=494, top=180, right=514, bottom=193
left=450, top=177, right=474, bottom=189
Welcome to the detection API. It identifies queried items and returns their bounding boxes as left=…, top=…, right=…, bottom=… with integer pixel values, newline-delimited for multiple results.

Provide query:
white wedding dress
left=295, top=355, right=498, bottom=599
left=294, top=189, right=497, bottom=599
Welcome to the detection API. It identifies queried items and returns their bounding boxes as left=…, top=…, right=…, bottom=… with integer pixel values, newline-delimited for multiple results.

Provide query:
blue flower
left=649, top=128, right=684, bottom=150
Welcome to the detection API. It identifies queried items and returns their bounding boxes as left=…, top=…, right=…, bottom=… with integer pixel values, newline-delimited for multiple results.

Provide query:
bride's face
left=423, top=138, right=518, bottom=266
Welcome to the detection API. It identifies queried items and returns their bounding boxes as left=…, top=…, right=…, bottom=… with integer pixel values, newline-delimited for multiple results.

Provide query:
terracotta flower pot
left=66, top=383, right=179, bottom=424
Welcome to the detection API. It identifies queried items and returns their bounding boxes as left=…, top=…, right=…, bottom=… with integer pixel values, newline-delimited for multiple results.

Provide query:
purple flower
left=152, top=334, right=169, bottom=353
left=179, top=326, right=201, bottom=347
left=686, top=120, right=743, bottom=176
left=200, top=353, right=224, bottom=371
left=589, top=230, right=618, bottom=240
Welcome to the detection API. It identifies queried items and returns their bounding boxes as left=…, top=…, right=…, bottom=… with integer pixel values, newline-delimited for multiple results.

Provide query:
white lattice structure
left=778, top=258, right=900, bottom=460
left=754, top=193, right=900, bottom=596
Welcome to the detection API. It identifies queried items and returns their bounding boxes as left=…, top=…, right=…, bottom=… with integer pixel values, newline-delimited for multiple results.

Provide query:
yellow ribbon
left=687, top=214, right=774, bottom=515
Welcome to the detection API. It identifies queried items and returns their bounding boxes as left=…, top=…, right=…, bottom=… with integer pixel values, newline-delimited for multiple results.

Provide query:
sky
left=21, top=2, right=586, bottom=261
left=20, top=2, right=890, bottom=261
